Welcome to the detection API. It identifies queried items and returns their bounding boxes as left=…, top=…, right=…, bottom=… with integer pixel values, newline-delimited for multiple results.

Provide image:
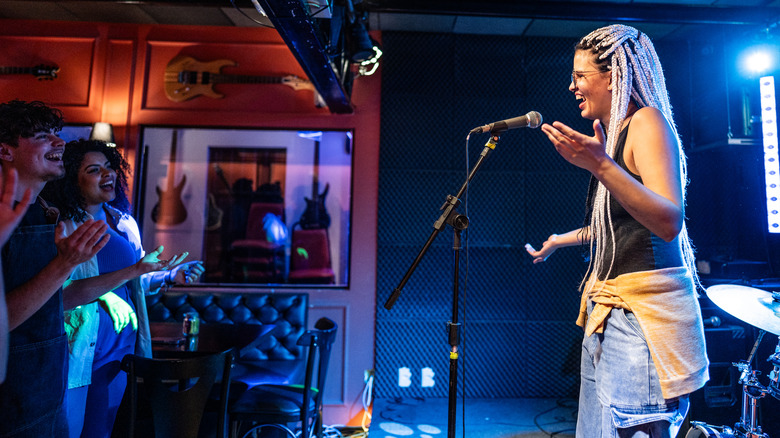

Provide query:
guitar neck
left=311, top=140, right=320, bottom=200
left=188, top=71, right=284, bottom=85
left=0, top=67, right=36, bottom=75
left=166, top=130, right=178, bottom=189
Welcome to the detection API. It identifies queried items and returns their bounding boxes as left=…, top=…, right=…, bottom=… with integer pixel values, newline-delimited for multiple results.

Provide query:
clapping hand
left=0, top=167, right=32, bottom=246
left=55, top=219, right=110, bottom=267
left=135, top=245, right=189, bottom=275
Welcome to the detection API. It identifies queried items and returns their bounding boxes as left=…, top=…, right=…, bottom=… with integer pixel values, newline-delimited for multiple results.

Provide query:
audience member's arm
left=6, top=220, right=108, bottom=330
left=62, top=246, right=186, bottom=310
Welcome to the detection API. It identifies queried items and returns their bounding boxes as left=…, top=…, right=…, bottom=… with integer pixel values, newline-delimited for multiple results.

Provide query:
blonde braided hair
left=577, top=24, right=698, bottom=293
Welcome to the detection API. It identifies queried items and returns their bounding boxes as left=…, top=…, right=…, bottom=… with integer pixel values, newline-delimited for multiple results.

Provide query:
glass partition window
left=137, top=127, right=352, bottom=287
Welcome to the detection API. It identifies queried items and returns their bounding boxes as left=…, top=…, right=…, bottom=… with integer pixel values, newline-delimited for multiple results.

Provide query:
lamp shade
left=89, top=122, right=116, bottom=146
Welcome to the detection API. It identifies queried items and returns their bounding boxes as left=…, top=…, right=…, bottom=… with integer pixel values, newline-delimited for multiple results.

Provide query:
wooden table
left=150, top=322, right=275, bottom=358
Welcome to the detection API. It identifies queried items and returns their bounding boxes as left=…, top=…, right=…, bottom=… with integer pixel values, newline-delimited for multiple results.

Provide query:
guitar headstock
left=281, top=75, right=315, bottom=92
left=32, top=64, right=59, bottom=80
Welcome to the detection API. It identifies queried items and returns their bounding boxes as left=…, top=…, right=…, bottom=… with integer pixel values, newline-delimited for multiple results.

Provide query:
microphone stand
left=384, top=132, right=502, bottom=438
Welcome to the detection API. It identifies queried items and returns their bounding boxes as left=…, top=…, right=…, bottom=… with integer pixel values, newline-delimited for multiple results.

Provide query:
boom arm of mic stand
left=384, top=134, right=500, bottom=310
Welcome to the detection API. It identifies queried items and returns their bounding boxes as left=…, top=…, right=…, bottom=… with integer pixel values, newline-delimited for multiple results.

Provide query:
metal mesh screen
left=377, top=32, right=591, bottom=399
left=375, top=28, right=780, bottom=404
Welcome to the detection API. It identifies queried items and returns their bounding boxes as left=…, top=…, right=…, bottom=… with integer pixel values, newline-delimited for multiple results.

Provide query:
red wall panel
left=0, top=35, right=96, bottom=106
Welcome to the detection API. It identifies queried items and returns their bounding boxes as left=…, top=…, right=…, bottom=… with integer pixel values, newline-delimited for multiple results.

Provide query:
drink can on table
left=182, top=312, right=200, bottom=336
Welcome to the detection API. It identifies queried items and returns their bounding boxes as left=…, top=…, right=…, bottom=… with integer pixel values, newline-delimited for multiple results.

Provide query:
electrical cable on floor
left=329, top=371, right=373, bottom=437
left=361, top=371, right=374, bottom=433
left=321, top=424, right=345, bottom=437
left=532, top=398, right=578, bottom=437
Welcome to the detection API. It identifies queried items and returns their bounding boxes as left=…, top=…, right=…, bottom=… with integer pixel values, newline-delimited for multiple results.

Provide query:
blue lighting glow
left=739, top=44, right=778, bottom=77
left=747, top=52, right=773, bottom=74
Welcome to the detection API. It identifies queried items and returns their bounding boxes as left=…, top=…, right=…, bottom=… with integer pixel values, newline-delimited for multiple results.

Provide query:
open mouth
left=44, top=151, right=63, bottom=162
left=100, top=181, right=115, bottom=190
left=576, top=95, right=585, bottom=110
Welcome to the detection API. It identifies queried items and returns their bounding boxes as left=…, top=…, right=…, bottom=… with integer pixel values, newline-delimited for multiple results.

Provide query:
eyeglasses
left=571, top=70, right=605, bottom=85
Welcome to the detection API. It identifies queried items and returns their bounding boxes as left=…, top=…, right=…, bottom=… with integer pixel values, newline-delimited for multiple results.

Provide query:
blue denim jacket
left=63, top=206, right=160, bottom=389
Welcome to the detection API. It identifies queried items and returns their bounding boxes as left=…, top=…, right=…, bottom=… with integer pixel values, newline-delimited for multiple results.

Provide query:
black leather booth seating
left=146, top=292, right=309, bottom=389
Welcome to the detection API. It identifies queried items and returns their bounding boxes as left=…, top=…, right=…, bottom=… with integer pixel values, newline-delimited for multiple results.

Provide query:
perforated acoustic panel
left=376, top=32, right=592, bottom=399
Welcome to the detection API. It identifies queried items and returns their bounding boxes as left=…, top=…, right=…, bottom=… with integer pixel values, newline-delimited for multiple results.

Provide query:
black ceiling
left=2, top=0, right=778, bottom=112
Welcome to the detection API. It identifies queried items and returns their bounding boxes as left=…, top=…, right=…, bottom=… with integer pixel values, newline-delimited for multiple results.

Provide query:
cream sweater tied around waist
left=576, top=266, right=710, bottom=400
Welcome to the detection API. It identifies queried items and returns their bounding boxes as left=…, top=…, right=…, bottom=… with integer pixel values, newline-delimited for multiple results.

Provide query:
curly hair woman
left=43, top=139, right=204, bottom=437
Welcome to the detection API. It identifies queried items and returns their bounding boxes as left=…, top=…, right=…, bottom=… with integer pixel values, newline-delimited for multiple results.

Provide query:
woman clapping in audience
left=43, top=139, right=204, bottom=438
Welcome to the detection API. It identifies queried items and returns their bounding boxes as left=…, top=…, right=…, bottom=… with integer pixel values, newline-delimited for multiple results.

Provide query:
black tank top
left=591, top=123, right=684, bottom=280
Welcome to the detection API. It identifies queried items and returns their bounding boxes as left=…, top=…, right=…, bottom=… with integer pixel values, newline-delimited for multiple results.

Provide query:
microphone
left=469, top=111, right=543, bottom=135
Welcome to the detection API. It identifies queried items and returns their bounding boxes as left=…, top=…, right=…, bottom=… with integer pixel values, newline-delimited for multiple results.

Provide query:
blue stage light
left=739, top=44, right=778, bottom=77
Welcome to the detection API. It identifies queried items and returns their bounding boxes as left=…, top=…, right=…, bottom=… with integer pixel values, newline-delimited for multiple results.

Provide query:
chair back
left=121, top=351, right=233, bottom=438
left=290, top=229, right=331, bottom=270
left=288, top=229, right=335, bottom=284
left=298, top=317, right=338, bottom=437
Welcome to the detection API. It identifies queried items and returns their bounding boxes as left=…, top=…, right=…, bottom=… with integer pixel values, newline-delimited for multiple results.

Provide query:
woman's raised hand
left=541, top=120, right=609, bottom=173
left=135, top=245, right=189, bottom=275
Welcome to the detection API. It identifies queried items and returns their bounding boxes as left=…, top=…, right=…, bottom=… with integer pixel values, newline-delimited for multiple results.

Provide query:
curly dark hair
left=0, top=100, right=64, bottom=147
left=42, top=139, right=131, bottom=221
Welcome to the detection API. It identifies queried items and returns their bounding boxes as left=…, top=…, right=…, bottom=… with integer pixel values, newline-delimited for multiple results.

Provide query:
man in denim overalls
left=0, top=100, right=109, bottom=437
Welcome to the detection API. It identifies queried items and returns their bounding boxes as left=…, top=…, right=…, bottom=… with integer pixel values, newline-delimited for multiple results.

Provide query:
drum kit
left=686, top=284, right=780, bottom=438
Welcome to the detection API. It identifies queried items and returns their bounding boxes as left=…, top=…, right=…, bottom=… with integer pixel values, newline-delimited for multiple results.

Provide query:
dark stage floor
left=368, top=397, right=577, bottom=438
left=367, top=396, right=780, bottom=438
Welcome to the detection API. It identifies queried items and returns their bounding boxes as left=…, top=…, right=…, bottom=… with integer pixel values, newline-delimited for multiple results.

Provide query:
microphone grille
left=527, top=111, right=543, bottom=129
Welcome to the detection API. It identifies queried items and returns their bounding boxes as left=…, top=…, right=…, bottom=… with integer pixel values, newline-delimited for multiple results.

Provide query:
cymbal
left=706, top=285, right=780, bottom=335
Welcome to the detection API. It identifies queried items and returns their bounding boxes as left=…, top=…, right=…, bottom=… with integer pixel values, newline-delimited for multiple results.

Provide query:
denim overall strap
left=0, top=223, right=68, bottom=437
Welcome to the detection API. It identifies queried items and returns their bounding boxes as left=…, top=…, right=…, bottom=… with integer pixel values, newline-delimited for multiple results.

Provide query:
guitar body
left=151, top=130, right=188, bottom=226
left=299, top=183, right=331, bottom=230
left=151, top=174, right=188, bottom=226
left=164, top=55, right=236, bottom=102
left=205, top=193, right=224, bottom=231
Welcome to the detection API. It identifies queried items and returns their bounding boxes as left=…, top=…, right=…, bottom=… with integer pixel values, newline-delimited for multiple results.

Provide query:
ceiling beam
left=251, top=0, right=353, bottom=113
left=364, top=1, right=780, bottom=27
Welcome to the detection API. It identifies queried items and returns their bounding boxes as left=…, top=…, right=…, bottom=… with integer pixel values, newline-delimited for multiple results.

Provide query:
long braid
left=577, top=24, right=699, bottom=293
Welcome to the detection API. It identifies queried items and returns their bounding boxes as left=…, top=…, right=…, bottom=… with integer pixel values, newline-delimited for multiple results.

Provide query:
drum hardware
left=687, top=421, right=736, bottom=437
left=733, top=360, right=769, bottom=438
left=768, top=338, right=780, bottom=400
left=685, top=285, right=780, bottom=438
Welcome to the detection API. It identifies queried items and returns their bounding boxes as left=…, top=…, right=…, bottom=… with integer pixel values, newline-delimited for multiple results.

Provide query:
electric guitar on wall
left=163, top=55, right=314, bottom=102
left=0, top=64, right=59, bottom=80
left=298, top=139, right=331, bottom=230
left=151, top=130, right=188, bottom=226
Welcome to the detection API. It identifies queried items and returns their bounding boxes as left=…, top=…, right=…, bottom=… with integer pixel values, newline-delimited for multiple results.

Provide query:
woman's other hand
left=170, top=261, right=205, bottom=285
left=98, top=291, right=137, bottom=334
left=525, top=234, right=561, bottom=264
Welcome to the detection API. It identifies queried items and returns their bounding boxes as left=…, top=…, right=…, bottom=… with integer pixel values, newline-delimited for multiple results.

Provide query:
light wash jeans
left=577, top=304, right=689, bottom=438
